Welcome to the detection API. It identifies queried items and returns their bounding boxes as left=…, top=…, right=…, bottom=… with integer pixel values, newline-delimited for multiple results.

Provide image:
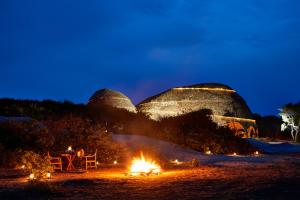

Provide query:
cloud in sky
left=1, top=0, right=300, bottom=115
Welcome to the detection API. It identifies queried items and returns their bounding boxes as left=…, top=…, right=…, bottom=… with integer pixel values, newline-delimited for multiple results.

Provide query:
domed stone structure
left=88, top=89, right=137, bottom=113
left=137, top=83, right=252, bottom=120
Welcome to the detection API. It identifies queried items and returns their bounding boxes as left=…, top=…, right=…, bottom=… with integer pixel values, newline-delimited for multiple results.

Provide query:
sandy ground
left=1, top=160, right=300, bottom=200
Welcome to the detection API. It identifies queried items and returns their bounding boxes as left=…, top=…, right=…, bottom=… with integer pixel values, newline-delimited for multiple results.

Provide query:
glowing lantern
left=46, top=172, right=51, bottom=179
left=113, top=160, right=117, bottom=165
left=96, top=161, right=99, bottom=165
left=130, top=152, right=161, bottom=176
left=29, top=173, right=34, bottom=180
left=77, top=149, right=84, bottom=157
left=233, top=152, right=237, bottom=156
left=67, top=146, right=72, bottom=151
left=254, top=151, right=259, bottom=155
left=171, top=159, right=182, bottom=165
left=206, top=150, right=212, bottom=155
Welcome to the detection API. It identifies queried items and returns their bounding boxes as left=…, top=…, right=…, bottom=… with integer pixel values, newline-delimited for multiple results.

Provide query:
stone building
left=137, top=83, right=258, bottom=138
left=88, top=89, right=137, bottom=113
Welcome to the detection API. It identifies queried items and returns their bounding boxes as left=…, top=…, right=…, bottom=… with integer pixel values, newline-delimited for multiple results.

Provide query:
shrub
left=18, top=151, right=53, bottom=180
left=0, top=98, right=86, bottom=120
left=44, top=114, right=127, bottom=164
left=96, top=142, right=127, bottom=163
left=0, top=120, right=54, bottom=153
left=157, top=110, right=255, bottom=154
left=118, top=109, right=256, bottom=154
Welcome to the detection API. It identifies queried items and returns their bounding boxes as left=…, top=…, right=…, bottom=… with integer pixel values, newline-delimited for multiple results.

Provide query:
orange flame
left=130, top=152, right=161, bottom=176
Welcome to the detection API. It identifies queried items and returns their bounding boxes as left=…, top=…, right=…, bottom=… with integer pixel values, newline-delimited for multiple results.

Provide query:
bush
left=0, top=98, right=86, bottom=120
left=122, top=109, right=256, bottom=154
left=44, top=114, right=127, bottom=164
left=96, top=142, right=127, bottom=163
left=18, top=151, right=53, bottom=180
left=92, top=108, right=257, bottom=155
left=0, top=120, right=54, bottom=153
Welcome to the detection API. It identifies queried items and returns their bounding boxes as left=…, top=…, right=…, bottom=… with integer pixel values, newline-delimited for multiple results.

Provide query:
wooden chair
left=47, top=152, right=63, bottom=171
left=85, top=150, right=97, bottom=170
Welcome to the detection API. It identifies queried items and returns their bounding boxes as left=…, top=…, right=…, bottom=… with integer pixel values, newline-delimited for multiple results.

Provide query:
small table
left=61, top=154, right=76, bottom=171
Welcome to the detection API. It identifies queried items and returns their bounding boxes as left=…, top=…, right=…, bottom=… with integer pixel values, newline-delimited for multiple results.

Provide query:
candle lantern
left=29, top=173, right=34, bottom=180
left=206, top=150, right=212, bottom=155
left=77, top=149, right=85, bottom=157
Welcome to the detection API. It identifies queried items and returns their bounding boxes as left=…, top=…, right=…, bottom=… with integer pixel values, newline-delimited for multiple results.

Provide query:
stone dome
left=137, top=83, right=252, bottom=121
left=88, top=89, right=136, bottom=113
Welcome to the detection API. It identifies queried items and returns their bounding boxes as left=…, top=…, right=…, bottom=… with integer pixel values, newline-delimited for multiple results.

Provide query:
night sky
left=1, top=0, right=300, bottom=116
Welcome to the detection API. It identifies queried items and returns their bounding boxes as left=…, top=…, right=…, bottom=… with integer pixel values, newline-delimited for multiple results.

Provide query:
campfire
left=129, top=152, right=161, bottom=176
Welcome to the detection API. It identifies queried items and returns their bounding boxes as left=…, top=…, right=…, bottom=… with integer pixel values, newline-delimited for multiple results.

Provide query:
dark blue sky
left=1, top=0, right=300, bottom=115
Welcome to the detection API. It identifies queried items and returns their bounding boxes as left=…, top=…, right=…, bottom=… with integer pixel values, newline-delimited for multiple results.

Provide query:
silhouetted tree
left=279, top=102, right=300, bottom=142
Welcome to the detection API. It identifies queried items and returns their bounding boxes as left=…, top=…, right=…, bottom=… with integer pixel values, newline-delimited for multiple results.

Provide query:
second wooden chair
left=47, top=152, right=62, bottom=171
left=85, top=150, right=97, bottom=170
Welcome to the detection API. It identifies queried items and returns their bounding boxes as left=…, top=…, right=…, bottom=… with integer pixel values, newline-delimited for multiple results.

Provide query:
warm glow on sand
left=130, top=152, right=161, bottom=176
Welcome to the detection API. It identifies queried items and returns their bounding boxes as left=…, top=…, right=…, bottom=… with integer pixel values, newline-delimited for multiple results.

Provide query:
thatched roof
left=137, top=83, right=252, bottom=121
left=88, top=89, right=137, bottom=113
